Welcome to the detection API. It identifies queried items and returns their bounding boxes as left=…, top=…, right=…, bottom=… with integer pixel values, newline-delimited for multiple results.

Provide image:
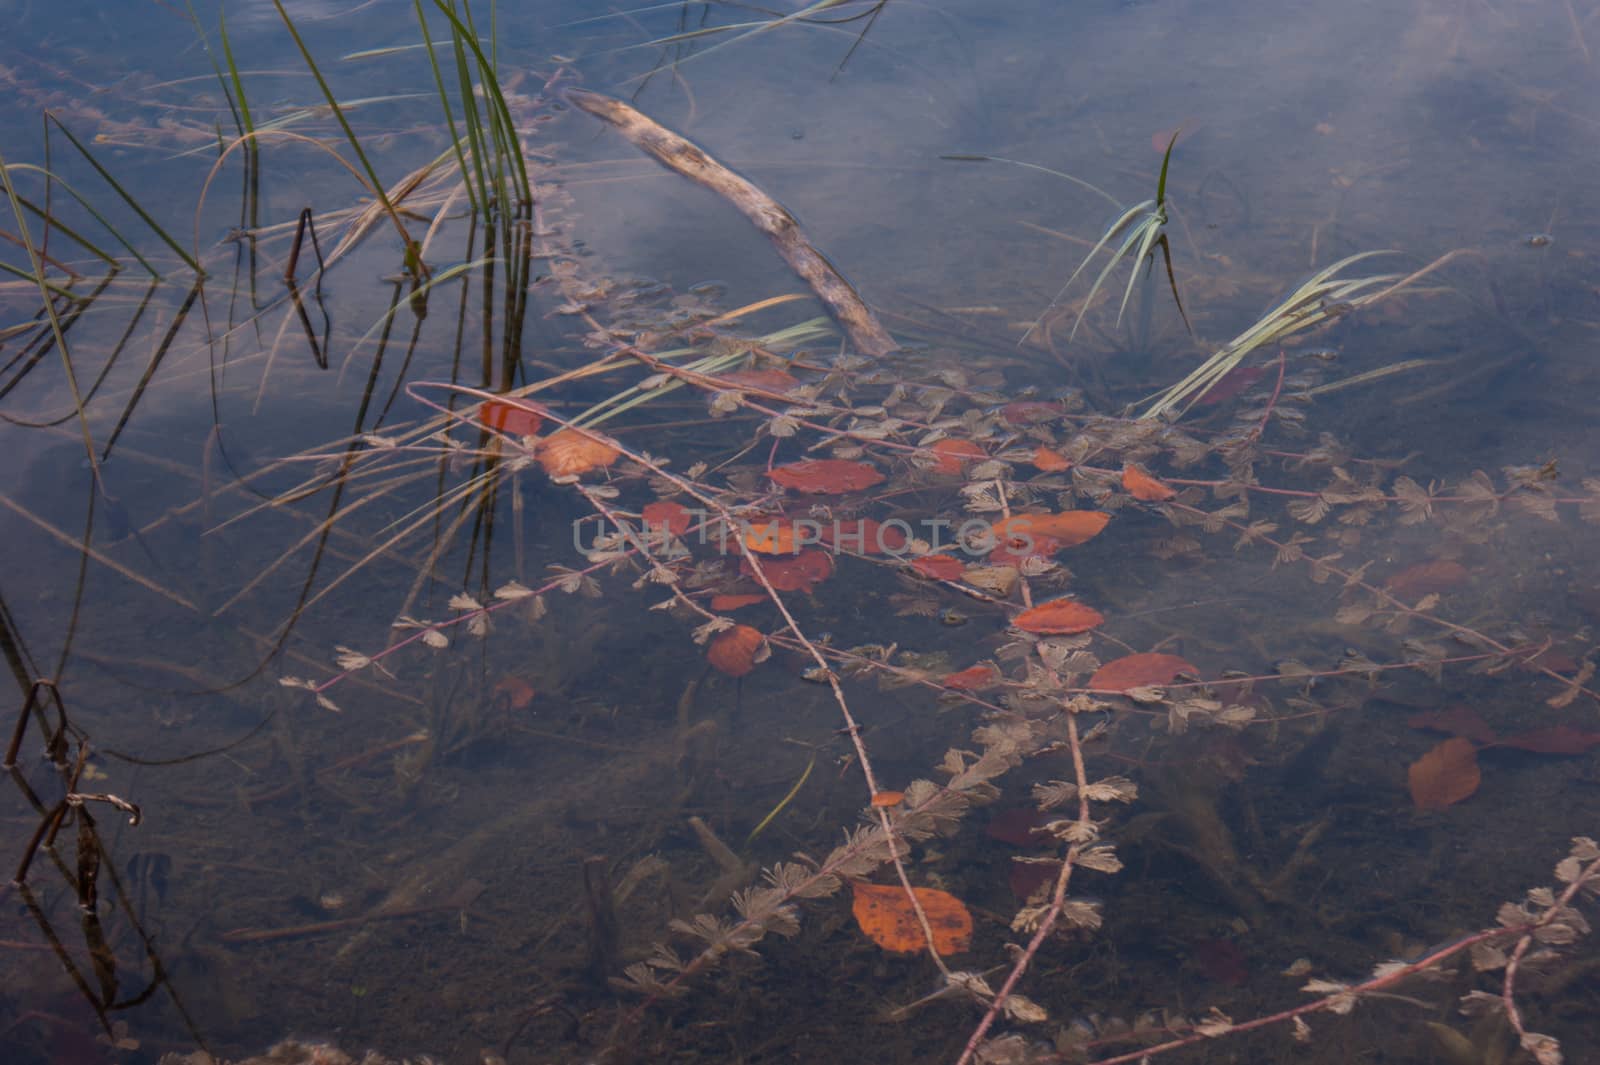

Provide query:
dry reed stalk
left=564, top=88, right=898, bottom=357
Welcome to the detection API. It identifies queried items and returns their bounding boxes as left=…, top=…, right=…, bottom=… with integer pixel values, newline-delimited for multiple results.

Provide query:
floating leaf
left=1014, top=599, right=1105, bottom=635
left=743, top=521, right=802, bottom=555
left=1122, top=464, right=1176, bottom=502
left=1032, top=447, right=1072, bottom=472
left=708, top=625, right=766, bottom=677
left=870, top=790, right=905, bottom=808
left=742, top=549, right=832, bottom=592
left=929, top=438, right=986, bottom=474
left=1091, top=652, right=1196, bottom=692
left=479, top=398, right=547, bottom=436
left=710, top=593, right=766, bottom=611
left=942, top=664, right=998, bottom=691
left=769, top=458, right=885, bottom=494
left=1408, top=738, right=1481, bottom=810
left=1385, top=559, right=1468, bottom=598
left=991, top=511, right=1110, bottom=549
left=849, top=881, right=973, bottom=956
left=642, top=500, right=692, bottom=535
left=538, top=428, right=621, bottom=477
left=909, top=554, right=966, bottom=581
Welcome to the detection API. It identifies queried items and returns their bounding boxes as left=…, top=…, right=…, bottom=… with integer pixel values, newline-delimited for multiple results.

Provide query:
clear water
left=3, top=1, right=1599, bottom=1063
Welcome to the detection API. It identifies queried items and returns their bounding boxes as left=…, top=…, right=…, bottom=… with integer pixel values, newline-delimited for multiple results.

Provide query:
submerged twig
left=564, top=88, right=897, bottom=357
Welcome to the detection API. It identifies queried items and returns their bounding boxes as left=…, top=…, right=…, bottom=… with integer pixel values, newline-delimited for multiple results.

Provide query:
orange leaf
left=942, top=664, right=998, bottom=691
left=1122, top=463, right=1176, bottom=502
left=538, top=428, right=621, bottom=477
left=479, top=398, right=546, bottom=436
left=642, top=500, right=692, bottom=536
left=1032, top=447, right=1072, bottom=472
left=491, top=675, right=536, bottom=710
left=1013, top=599, right=1105, bottom=635
left=990, top=511, right=1109, bottom=548
left=929, top=438, right=986, bottom=474
left=710, top=593, right=766, bottom=612
left=1408, top=737, right=1481, bottom=810
left=714, top=368, right=801, bottom=393
left=849, top=882, right=973, bottom=956
left=1090, top=652, right=1196, bottom=692
left=988, top=535, right=1064, bottom=567
left=743, top=521, right=802, bottom=555
left=708, top=625, right=765, bottom=677
left=741, top=549, right=832, bottom=592
left=870, top=790, right=905, bottom=808
left=909, top=554, right=965, bottom=581
left=769, top=459, right=885, bottom=494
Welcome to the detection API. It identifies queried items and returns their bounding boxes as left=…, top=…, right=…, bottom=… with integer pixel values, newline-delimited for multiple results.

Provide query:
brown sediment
left=564, top=88, right=898, bottom=357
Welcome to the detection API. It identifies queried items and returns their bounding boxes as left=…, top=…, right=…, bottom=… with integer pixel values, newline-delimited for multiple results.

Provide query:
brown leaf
left=1090, top=652, right=1197, bottom=692
left=850, top=881, right=973, bottom=955
left=1408, top=738, right=1481, bottom=810
left=642, top=500, right=692, bottom=536
left=1407, top=705, right=1498, bottom=745
left=1493, top=725, right=1600, bottom=755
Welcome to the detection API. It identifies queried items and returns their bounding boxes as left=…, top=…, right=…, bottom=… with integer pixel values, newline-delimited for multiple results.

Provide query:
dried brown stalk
left=564, top=88, right=898, bottom=357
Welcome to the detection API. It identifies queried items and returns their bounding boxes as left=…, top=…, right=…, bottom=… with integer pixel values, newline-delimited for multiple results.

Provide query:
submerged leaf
left=1408, top=738, right=1480, bottom=810
left=769, top=458, right=885, bottom=494
left=479, top=398, right=547, bottom=436
left=991, top=511, right=1110, bottom=548
left=1090, top=652, right=1196, bottom=692
left=1014, top=599, right=1105, bottom=635
left=849, top=881, right=973, bottom=955
left=708, top=625, right=766, bottom=677
left=928, top=438, right=987, bottom=474
left=539, top=428, right=621, bottom=477
left=1122, top=464, right=1176, bottom=501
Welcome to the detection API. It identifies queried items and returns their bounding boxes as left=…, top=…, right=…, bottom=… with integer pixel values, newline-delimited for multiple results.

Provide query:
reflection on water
left=3, top=1, right=1599, bottom=1063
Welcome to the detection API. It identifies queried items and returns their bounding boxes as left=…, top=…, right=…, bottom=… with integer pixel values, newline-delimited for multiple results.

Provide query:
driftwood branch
left=564, top=88, right=898, bottom=357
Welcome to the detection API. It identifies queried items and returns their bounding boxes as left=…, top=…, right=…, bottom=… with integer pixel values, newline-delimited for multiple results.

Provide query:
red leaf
left=1009, top=857, right=1061, bottom=901
left=708, top=625, right=765, bottom=677
left=1090, top=652, right=1197, bottom=692
left=990, top=511, right=1110, bottom=549
left=1032, top=447, right=1072, bottom=472
left=1194, top=366, right=1267, bottom=406
left=910, top=554, right=965, bottom=580
left=742, top=549, right=833, bottom=592
left=769, top=459, right=885, bottom=494
left=710, top=593, right=766, bottom=611
left=987, top=808, right=1052, bottom=847
left=942, top=664, right=997, bottom=691
left=928, top=438, right=986, bottom=474
left=713, top=368, right=801, bottom=393
left=491, top=675, right=536, bottom=710
left=642, top=500, right=692, bottom=536
left=479, top=398, right=546, bottom=436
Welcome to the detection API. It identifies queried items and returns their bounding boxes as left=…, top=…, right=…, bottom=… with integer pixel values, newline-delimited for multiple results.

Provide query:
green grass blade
left=219, top=7, right=256, bottom=136
left=5, top=162, right=161, bottom=275
left=45, top=115, right=202, bottom=273
left=415, top=0, right=481, bottom=214
left=427, top=0, right=531, bottom=206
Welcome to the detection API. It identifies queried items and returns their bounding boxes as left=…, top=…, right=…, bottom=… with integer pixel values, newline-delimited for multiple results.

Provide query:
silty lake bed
left=3, top=1, right=1600, bottom=1063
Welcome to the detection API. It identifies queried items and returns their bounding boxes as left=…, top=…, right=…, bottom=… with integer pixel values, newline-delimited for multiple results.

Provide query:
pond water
left=3, top=1, right=1599, bottom=1063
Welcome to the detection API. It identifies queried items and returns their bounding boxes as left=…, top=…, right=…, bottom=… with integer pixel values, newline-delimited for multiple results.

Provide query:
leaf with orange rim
left=769, top=458, right=885, bottom=494
left=1013, top=599, right=1105, bottom=635
left=708, top=625, right=766, bottom=677
left=538, top=428, right=621, bottom=477
left=849, top=881, right=973, bottom=956
left=1122, top=464, right=1176, bottom=501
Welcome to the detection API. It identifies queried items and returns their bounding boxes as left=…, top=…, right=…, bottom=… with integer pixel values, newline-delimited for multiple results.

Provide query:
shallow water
left=3, top=2, right=1599, bottom=1063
